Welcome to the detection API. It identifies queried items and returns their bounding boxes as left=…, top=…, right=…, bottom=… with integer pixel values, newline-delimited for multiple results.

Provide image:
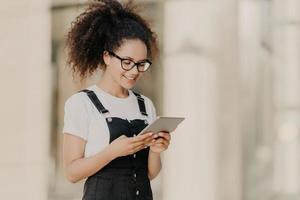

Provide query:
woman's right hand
left=107, top=132, right=156, bottom=159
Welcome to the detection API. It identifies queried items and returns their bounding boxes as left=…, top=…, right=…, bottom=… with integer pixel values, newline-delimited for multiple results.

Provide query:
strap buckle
left=141, top=111, right=148, bottom=116
left=136, top=96, right=145, bottom=102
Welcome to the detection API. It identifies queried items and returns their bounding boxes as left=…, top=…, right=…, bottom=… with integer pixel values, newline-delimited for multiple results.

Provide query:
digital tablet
left=138, top=116, right=185, bottom=135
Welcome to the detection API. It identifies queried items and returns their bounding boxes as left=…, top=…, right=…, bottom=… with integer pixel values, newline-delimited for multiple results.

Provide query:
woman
left=62, top=0, right=171, bottom=199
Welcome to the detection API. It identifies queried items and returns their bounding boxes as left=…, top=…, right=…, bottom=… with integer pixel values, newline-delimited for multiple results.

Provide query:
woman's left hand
left=149, top=132, right=171, bottom=153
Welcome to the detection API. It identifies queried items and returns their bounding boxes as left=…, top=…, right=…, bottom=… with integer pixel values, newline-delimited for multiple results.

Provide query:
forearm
left=147, top=151, right=162, bottom=180
left=64, top=146, right=116, bottom=183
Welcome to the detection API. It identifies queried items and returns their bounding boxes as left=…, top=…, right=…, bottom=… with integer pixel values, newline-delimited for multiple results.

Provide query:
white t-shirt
left=62, top=84, right=157, bottom=158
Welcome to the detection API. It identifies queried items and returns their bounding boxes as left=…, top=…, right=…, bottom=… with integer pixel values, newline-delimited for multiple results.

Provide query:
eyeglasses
left=107, top=51, right=152, bottom=72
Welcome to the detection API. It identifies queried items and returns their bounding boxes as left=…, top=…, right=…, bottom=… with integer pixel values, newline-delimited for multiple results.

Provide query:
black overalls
left=79, top=89, right=153, bottom=200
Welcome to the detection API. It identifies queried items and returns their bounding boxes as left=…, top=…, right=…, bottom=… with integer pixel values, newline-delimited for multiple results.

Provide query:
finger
left=147, top=139, right=157, bottom=146
left=154, top=138, right=170, bottom=147
left=137, top=136, right=159, bottom=149
left=144, top=134, right=158, bottom=144
left=146, top=133, right=162, bottom=144
left=148, top=140, right=162, bottom=147
left=153, top=143, right=165, bottom=148
left=131, top=140, right=146, bottom=149
left=154, top=138, right=165, bottom=143
left=131, top=136, right=157, bottom=148
left=116, top=134, right=128, bottom=140
left=132, top=132, right=153, bottom=143
left=158, top=131, right=170, bottom=139
left=162, top=139, right=170, bottom=146
left=132, top=143, right=148, bottom=153
left=157, top=132, right=171, bottom=141
left=130, top=134, right=157, bottom=148
left=132, top=132, right=154, bottom=143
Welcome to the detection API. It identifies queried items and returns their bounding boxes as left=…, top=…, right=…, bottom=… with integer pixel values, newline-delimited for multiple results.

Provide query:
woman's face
left=103, top=39, right=149, bottom=90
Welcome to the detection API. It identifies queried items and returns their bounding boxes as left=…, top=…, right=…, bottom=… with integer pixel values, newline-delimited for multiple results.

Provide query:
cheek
left=108, top=63, right=123, bottom=77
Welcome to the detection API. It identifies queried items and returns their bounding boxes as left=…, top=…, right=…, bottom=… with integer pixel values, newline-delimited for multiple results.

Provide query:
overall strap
left=132, top=91, right=148, bottom=116
left=79, top=89, right=109, bottom=114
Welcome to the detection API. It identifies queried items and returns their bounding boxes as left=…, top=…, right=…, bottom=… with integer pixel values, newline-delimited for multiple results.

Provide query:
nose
left=130, top=64, right=140, bottom=74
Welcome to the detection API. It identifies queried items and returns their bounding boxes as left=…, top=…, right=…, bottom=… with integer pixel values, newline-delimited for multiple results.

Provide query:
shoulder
left=65, top=84, right=96, bottom=104
left=64, top=90, right=92, bottom=113
left=65, top=91, right=87, bottom=105
left=130, top=90, right=157, bottom=121
left=142, top=95, right=155, bottom=108
left=130, top=90, right=155, bottom=107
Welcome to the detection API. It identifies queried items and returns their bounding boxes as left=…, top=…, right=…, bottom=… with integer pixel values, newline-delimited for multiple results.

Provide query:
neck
left=96, top=72, right=129, bottom=98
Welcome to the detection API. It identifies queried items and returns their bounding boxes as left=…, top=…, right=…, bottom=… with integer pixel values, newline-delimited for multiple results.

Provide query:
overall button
left=133, top=173, right=137, bottom=178
left=136, top=190, right=140, bottom=196
left=133, top=153, right=136, bottom=158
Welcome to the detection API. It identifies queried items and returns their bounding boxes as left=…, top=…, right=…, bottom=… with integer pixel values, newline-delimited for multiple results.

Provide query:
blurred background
left=1, top=0, right=300, bottom=199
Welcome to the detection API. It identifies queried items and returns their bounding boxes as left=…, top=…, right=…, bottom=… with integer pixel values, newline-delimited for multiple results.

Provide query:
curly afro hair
left=65, top=0, right=158, bottom=80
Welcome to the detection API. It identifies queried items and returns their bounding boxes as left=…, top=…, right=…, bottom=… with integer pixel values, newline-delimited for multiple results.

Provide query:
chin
left=120, top=79, right=137, bottom=90
left=122, top=83, right=135, bottom=90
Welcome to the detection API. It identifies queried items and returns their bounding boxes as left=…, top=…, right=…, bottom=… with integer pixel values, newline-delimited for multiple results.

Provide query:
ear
left=103, top=51, right=111, bottom=66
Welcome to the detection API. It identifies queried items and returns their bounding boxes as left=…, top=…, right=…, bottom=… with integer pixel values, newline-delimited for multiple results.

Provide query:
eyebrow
left=123, top=56, right=148, bottom=63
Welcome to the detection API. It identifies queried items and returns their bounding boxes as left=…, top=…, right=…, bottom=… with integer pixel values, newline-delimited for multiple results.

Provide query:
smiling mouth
left=123, top=75, right=137, bottom=81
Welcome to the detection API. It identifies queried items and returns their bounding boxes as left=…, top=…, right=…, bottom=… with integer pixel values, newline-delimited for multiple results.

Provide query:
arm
left=62, top=133, right=115, bottom=183
left=147, top=132, right=171, bottom=180
left=147, top=151, right=162, bottom=180
left=146, top=100, right=164, bottom=180
left=63, top=132, right=155, bottom=183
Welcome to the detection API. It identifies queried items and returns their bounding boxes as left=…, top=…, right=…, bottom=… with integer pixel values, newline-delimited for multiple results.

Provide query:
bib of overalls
left=79, top=89, right=153, bottom=200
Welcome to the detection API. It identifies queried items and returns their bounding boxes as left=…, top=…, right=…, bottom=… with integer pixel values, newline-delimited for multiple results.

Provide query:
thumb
left=116, top=134, right=127, bottom=140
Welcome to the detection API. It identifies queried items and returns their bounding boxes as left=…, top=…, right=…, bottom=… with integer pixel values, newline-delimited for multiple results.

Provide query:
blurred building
left=0, top=0, right=299, bottom=200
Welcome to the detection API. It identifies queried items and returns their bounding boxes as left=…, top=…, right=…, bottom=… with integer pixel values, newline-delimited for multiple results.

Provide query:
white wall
left=0, top=1, right=51, bottom=199
left=162, top=1, right=241, bottom=200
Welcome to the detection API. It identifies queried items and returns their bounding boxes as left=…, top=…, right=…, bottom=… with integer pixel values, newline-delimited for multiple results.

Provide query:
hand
left=107, top=132, right=156, bottom=159
left=149, top=132, right=171, bottom=154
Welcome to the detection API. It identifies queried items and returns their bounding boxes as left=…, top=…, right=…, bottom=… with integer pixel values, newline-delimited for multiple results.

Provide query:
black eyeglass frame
left=107, top=51, right=152, bottom=72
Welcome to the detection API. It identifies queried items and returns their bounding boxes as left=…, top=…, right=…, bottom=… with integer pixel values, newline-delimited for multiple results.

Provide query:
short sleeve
left=145, top=97, right=157, bottom=123
left=62, top=94, right=89, bottom=141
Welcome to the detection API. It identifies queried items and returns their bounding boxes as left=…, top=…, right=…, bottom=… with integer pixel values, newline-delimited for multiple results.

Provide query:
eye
left=123, top=60, right=132, bottom=65
left=138, top=62, right=146, bottom=67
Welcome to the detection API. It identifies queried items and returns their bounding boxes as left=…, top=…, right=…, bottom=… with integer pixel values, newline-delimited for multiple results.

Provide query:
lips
left=123, top=75, right=137, bottom=81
